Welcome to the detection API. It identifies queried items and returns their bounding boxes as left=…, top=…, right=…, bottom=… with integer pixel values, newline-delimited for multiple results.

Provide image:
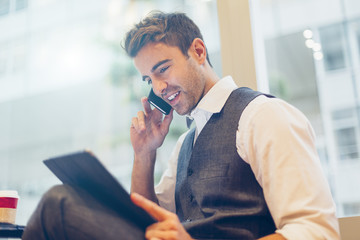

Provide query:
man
left=22, top=12, right=340, bottom=240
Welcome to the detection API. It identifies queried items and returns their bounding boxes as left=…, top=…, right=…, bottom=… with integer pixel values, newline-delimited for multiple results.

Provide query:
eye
left=143, top=77, right=152, bottom=85
left=159, top=65, right=169, bottom=74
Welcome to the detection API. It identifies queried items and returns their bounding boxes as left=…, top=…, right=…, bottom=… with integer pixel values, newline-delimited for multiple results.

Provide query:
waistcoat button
left=187, top=168, right=193, bottom=176
left=189, top=194, right=194, bottom=202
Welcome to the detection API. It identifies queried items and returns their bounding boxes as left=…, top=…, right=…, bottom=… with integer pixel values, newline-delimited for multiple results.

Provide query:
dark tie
left=186, top=116, right=194, bottom=129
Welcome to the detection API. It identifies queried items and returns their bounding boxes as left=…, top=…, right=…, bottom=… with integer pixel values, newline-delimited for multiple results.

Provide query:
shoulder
left=237, top=95, right=315, bottom=164
left=241, top=95, right=310, bottom=128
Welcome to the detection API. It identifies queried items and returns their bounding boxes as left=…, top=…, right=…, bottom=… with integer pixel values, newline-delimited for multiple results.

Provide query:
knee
left=23, top=184, right=79, bottom=240
left=44, top=184, right=72, bottom=199
left=40, top=184, right=78, bottom=207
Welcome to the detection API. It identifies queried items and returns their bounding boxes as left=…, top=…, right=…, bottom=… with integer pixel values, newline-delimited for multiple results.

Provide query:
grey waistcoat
left=175, top=87, right=276, bottom=240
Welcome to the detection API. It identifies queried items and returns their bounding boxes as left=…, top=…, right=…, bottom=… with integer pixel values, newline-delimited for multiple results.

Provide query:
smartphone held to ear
left=148, top=89, right=172, bottom=115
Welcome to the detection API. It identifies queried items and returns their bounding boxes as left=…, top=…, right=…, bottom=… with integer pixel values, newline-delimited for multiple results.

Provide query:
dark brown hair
left=123, top=11, right=212, bottom=67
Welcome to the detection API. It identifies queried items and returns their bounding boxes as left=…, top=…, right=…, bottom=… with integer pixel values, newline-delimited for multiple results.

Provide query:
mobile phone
left=147, top=88, right=172, bottom=115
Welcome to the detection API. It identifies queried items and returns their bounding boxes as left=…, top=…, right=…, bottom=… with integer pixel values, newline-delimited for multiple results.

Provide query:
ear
left=189, top=38, right=207, bottom=65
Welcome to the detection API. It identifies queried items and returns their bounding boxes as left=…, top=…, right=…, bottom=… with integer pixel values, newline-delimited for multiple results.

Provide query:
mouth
left=167, top=91, right=180, bottom=101
left=165, top=91, right=180, bottom=106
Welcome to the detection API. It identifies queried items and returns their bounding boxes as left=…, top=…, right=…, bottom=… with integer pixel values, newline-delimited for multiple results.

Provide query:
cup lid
left=0, top=190, right=19, bottom=198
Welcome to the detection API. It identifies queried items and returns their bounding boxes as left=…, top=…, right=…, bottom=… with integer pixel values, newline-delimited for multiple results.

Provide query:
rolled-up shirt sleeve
left=237, top=96, right=340, bottom=239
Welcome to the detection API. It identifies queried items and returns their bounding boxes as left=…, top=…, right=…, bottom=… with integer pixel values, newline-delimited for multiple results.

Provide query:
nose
left=152, top=80, right=168, bottom=97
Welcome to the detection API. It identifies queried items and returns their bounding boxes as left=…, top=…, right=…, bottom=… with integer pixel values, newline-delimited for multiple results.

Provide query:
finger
left=146, top=221, right=175, bottom=232
left=137, top=111, right=146, bottom=131
left=152, top=107, right=165, bottom=122
left=146, top=229, right=177, bottom=240
left=142, top=97, right=166, bottom=120
left=131, top=117, right=139, bottom=131
left=131, top=193, right=172, bottom=221
left=161, top=109, right=173, bottom=131
left=142, top=97, right=153, bottom=115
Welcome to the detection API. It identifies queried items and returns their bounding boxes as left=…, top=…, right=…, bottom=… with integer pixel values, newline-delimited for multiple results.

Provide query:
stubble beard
left=175, top=58, right=207, bottom=116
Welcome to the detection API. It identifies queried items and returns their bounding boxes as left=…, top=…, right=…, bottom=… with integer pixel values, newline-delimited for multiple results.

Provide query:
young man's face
left=133, top=41, right=208, bottom=115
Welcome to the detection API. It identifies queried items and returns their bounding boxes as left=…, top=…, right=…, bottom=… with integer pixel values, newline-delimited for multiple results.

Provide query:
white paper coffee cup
left=0, top=190, right=19, bottom=224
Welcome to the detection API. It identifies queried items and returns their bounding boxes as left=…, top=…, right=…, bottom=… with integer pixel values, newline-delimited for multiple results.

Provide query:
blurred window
left=333, top=108, right=359, bottom=160
left=335, top=127, right=359, bottom=160
left=253, top=0, right=360, bottom=217
left=319, top=24, right=346, bottom=71
left=0, top=0, right=10, bottom=16
left=343, top=202, right=360, bottom=216
left=15, top=0, right=27, bottom=11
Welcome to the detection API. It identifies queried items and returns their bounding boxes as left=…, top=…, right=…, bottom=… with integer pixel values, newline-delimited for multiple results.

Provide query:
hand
left=131, top=193, right=193, bottom=240
left=130, top=97, right=173, bottom=156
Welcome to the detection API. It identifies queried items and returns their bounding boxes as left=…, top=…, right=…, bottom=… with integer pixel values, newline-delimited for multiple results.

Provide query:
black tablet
left=43, top=150, right=155, bottom=230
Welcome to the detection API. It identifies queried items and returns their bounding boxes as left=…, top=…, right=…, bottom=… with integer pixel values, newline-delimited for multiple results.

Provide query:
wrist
left=131, top=151, right=157, bottom=200
left=134, top=150, right=156, bottom=164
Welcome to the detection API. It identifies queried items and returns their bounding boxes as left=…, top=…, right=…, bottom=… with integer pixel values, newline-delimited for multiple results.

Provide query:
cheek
left=177, top=60, right=205, bottom=99
left=188, top=67, right=205, bottom=91
left=185, top=73, right=205, bottom=105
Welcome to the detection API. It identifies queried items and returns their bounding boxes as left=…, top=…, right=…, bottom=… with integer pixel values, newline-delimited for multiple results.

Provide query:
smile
left=167, top=91, right=180, bottom=101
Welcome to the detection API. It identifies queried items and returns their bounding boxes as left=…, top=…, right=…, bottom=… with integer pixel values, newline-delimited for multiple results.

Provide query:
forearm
left=131, top=150, right=158, bottom=204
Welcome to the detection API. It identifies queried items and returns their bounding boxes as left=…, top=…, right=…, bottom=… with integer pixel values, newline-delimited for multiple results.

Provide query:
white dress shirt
left=155, top=76, right=340, bottom=239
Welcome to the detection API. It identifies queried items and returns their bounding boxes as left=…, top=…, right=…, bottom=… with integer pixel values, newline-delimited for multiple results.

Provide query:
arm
left=237, top=97, right=340, bottom=239
left=130, top=97, right=173, bottom=203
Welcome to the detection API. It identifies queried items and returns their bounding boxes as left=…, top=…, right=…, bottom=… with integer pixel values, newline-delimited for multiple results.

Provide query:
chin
left=175, top=110, right=187, bottom=116
left=174, top=107, right=188, bottom=116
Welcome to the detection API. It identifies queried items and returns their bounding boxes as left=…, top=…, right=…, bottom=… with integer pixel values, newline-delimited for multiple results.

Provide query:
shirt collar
left=190, top=76, right=238, bottom=118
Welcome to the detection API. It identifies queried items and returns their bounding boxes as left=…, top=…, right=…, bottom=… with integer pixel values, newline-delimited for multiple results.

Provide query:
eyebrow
left=142, top=59, right=172, bottom=82
left=151, top=59, right=171, bottom=72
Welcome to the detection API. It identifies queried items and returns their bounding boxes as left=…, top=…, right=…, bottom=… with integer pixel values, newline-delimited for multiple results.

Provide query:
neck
left=203, top=62, right=220, bottom=95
